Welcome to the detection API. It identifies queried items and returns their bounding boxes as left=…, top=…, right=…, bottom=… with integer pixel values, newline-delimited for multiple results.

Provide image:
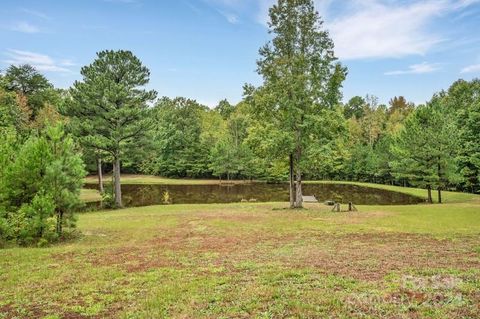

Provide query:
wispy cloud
left=20, top=8, right=51, bottom=20
left=206, top=0, right=479, bottom=60
left=385, top=62, right=441, bottom=75
left=328, top=1, right=447, bottom=60
left=10, top=21, right=40, bottom=33
left=3, top=49, right=73, bottom=73
left=218, top=10, right=239, bottom=24
left=201, top=0, right=246, bottom=24
left=59, top=59, right=76, bottom=67
left=460, top=63, right=480, bottom=74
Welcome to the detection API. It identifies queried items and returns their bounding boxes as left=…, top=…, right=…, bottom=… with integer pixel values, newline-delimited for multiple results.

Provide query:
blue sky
left=1, top=0, right=479, bottom=107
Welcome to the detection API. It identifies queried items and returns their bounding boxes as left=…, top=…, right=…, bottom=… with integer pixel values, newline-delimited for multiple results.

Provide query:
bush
left=6, top=193, right=57, bottom=245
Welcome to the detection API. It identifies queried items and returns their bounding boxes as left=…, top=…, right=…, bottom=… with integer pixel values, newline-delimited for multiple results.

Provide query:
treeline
left=2, top=64, right=480, bottom=197
left=140, top=83, right=480, bottom=202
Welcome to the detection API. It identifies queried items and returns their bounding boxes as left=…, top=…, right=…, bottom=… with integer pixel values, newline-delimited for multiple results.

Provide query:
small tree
left=0, top=125, right=85, bottom=245
left=210, top=138, right=240, bottom=181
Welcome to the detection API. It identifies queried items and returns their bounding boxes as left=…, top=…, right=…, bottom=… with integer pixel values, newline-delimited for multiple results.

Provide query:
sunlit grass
left=84, top=174, right=252, bottom=185
left=79, top=188, right=102, bottom=203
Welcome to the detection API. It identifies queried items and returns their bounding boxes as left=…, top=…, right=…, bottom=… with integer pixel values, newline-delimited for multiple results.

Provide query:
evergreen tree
left=0, top=125, right=85, bottom=244
left=66, top=50, right=157, bottom=207
left=391, top=103, right=459, bottom=203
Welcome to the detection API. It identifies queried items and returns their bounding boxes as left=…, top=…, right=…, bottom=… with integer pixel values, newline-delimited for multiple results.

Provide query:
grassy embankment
left=3, top=177, right=479, bottom=318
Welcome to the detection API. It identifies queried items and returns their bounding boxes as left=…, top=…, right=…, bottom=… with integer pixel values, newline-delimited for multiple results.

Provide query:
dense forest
left=1, top=0, right=479, bottom=245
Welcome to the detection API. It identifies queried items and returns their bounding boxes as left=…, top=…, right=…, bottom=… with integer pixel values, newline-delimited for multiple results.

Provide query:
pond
left=85, top=183, right=424, bottom=207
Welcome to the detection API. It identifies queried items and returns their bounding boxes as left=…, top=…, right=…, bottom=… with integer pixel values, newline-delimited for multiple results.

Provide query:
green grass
left=79, top=188, right=102, bottom=203
left=306, top=180, right=479, bottom=203
left=2, top=185, right=480, bottom=318
left=84, top=174, right=252, bottom=185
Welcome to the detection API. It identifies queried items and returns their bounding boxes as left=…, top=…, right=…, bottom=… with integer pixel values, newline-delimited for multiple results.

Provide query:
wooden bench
left=302, top=195, right=318, bottom=203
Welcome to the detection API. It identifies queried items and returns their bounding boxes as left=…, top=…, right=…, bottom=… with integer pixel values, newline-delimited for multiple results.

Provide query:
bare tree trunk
left=289, top=154, right=295, bottom=209
left=294, top=150, right=303, bottom=209
left=427, top=185, right=433, bottom=204
left=437, top=187, right=442, bottom=204
left=114, top=156, right=122, bottom=208
left=56, top=210, right=63, bottom=235
left=97, top=157, right=104, bottom=194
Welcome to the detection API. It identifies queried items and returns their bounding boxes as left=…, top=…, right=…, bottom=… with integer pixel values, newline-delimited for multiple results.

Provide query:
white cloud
left=11, top=21, right=40, bottom=33
left=329, top=1, right=448, bottom=60
left=385, top=62, right=441, bottom=75
left=253, top=0, right=480, bottom=60
left=455, top=0, right=480, bottom=8
left=218, top=10, right=239, bottom=24
left=3, top=49, right=73, bottom=73
left=60, top=59, right=76, bottom=67
left=20, top=8, right=51, bottom=20
left=461, top=64, right=480, bottom=74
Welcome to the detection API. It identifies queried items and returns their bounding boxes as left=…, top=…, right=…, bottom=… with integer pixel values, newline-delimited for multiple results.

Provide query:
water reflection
left=85, top=183, right=424, bottom=207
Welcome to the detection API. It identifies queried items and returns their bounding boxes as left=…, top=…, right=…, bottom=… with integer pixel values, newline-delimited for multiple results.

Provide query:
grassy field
left=84, top=174, right=251, bottom=185
left=1, top=184, right=479, bottom=318
left=79, top=189, right=103, bottom=203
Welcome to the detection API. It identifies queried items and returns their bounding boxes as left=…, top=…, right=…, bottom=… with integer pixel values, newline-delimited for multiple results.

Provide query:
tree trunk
left=97, top=157, right=104, bottom=194
left=114, top=156, right=122, bottom=208
left=56, top=210, right=63, bottom=235
left=294, top=150, right=303, bottom=209
left=427, top=185, right=433, bottom=204
left=437, top=187, right=442, bottom=204
left=289, top=154, right=295, bottom=209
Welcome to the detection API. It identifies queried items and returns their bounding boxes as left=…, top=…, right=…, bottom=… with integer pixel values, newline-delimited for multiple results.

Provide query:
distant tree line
left=2, top=61, right=480, bottom=210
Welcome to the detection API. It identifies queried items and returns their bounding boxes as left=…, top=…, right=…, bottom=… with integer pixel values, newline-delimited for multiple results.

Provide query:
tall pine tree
left=66, top=50, right=156, bottom=207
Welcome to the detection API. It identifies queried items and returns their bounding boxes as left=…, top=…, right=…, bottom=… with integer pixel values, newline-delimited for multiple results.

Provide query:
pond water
left=85, top=183, right=424, bottom=207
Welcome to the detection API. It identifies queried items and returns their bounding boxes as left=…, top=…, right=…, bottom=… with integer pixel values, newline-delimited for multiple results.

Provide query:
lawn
left=84, top=174, right=252, bottom=185
left=1, top=186, right=479, bottom=318
left=79, top=189, right=103, bottom=203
